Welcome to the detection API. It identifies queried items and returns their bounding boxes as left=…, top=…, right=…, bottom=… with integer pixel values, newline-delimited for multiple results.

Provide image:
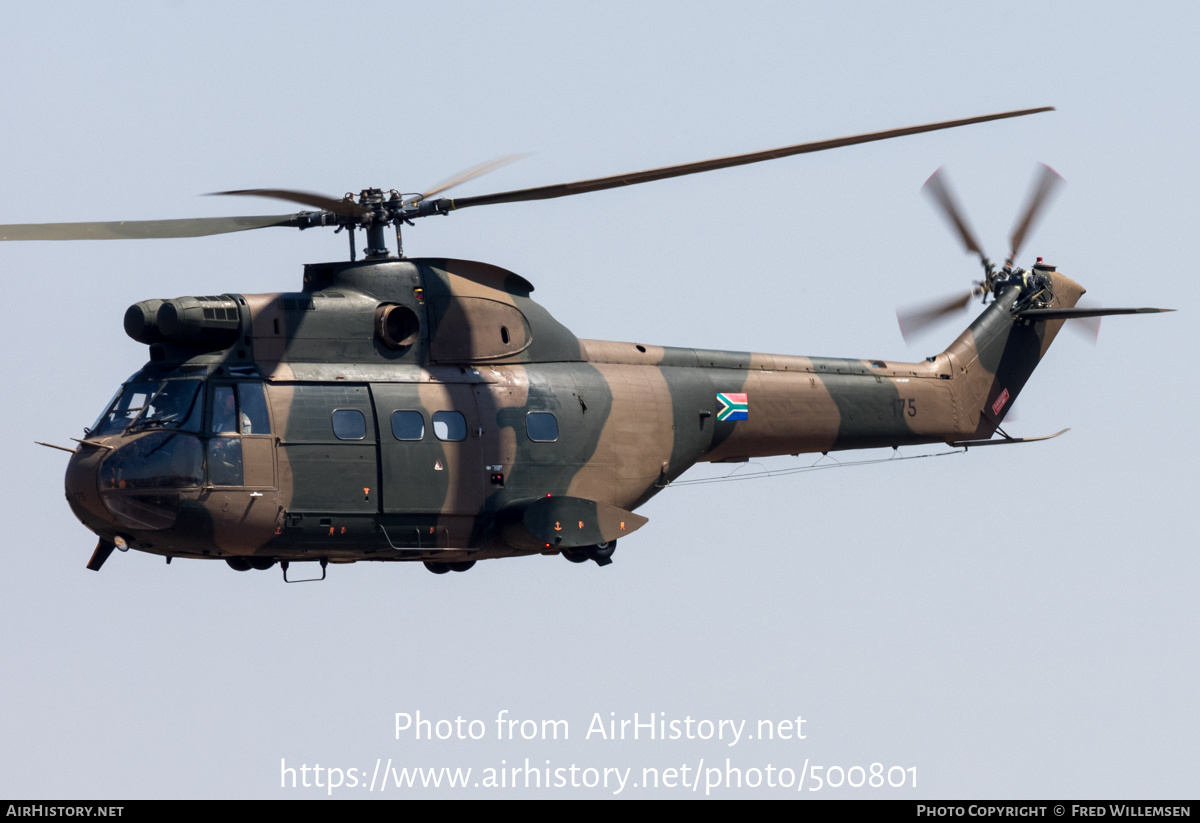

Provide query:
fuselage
left=64, top=257, right=1080, bottom=568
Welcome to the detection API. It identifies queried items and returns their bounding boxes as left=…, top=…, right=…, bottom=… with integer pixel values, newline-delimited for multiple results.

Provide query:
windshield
left=91, top=380, right=203, bottom=436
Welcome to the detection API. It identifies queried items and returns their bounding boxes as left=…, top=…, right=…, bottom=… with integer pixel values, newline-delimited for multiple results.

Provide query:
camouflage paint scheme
left=64, top=256, right=1082, bottom=571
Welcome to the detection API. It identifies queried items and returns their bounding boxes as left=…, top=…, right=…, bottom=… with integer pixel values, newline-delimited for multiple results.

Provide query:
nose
left=66, top=432, right=204, bottom=533
left=64, top=445, right=115, bottom=534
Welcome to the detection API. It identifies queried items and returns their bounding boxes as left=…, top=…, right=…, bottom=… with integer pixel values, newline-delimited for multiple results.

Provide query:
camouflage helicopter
left=8, top=106, right=1169, bottom=580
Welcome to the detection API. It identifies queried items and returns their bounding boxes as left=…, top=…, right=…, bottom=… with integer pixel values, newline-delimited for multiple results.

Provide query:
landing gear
left=424, top=560, right=475, bottom=574
left=226, top=557, right=276, bottom=571
left=561, top=540, right=616, bottom=567
left=588, top=540, right=616, bottom=567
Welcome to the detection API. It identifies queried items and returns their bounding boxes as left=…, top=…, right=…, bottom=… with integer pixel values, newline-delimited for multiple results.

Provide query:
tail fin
left=943, top=271, right=1084, bottom=440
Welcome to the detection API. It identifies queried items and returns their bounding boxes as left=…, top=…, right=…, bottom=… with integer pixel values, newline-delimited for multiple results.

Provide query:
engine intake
left=125, top=295, right=242, bottom=348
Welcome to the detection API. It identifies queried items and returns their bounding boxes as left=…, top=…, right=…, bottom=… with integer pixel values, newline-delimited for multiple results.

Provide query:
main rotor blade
left=897, top=290, right=977, bottom=341
left=441, top=107, right=1055, bottom=211
left=1008, top=163, right=1064, bottom=261
left=211, top=188, right=369, bottom=219
left=0, top=214, right=297, bottom=241
left=404, top=154, right=528, bottom=206
left=922, top=167, right=985, bottom=257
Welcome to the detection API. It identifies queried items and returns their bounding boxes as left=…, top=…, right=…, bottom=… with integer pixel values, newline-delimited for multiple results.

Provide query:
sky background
left=1, top=1, right=1195, bottom=799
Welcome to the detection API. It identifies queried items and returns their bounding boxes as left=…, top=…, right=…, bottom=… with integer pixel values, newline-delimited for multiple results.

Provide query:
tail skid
left=950, top=427, right=1070, bottom=449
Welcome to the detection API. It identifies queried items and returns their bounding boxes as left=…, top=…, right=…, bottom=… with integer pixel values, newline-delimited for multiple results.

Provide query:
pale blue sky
left=1, top=1, right=1195, bottom=798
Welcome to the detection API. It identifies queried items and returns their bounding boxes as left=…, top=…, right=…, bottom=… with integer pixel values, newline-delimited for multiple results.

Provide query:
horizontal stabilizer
left=1017, top=307, right=1174, bottom=320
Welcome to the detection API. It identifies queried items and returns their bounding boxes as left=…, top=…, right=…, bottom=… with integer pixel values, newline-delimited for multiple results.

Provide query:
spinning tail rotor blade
left=1067, top=314, right=1102, bottom=344
left=1063, top=298, right=1101, bottom=344
left=1008, top=163, right=1064, bottom=262
left=897, top=289, right=978, bottom=341
left=922, top=167, right=986, bottom=259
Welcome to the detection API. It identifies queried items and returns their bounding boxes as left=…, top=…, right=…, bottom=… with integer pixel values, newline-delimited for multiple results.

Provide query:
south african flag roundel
left=716, top=392, right=749, bottom=422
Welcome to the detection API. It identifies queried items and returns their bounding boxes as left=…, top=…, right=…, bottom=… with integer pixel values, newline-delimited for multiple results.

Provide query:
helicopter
left=6, top=106, right=1170, bottom=580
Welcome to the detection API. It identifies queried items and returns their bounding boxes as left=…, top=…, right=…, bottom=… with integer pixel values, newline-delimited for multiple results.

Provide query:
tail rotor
left=899, top=164, right=1063, bottom=341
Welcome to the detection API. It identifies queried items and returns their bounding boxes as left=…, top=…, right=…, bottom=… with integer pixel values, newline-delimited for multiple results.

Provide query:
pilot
left=209, top=390, right=249, bottom=486
left=212, top=389, right=253, bottom=434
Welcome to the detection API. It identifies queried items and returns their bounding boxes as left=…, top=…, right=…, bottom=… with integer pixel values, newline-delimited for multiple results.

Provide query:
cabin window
left=432, top=410, right=466, bottom=442
left=391, top=410, right=425, bottom=441
left=332, top=409, right=367, bottom=440
left=526, top=412, right=559, bottom=442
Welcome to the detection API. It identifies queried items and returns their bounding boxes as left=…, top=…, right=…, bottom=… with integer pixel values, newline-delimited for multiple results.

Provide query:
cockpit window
left=87, top=387, right=123, bottom=435
left=93, top=380, right=269, bottom=438
left=92, top=382, right=156, bottom=436
left=211, top=383, right=271, bottom=435
left=131, top=380, right=203, bottom=432
left=211, top=385, right=239, bottom=434
left=237, top=383, right=271, bottom=435
left=93, top=380, right=204, bottom=437
left=99, top=432, right=204, bottom=490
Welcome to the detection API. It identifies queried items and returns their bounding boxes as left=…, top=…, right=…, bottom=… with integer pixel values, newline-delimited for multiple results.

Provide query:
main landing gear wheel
left=561, top=541, right=617, bottom=567
left=226, top=557, right=276, bottom=571
left=588, top=540, right=616, bottom=566
left=424, top=560, right=475, bottom=574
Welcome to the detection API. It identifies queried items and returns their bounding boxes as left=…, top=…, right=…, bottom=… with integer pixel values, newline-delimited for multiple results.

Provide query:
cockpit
left=72, top=377, right=274, bottom=533
left=91, top=378, right=205, bottom=436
